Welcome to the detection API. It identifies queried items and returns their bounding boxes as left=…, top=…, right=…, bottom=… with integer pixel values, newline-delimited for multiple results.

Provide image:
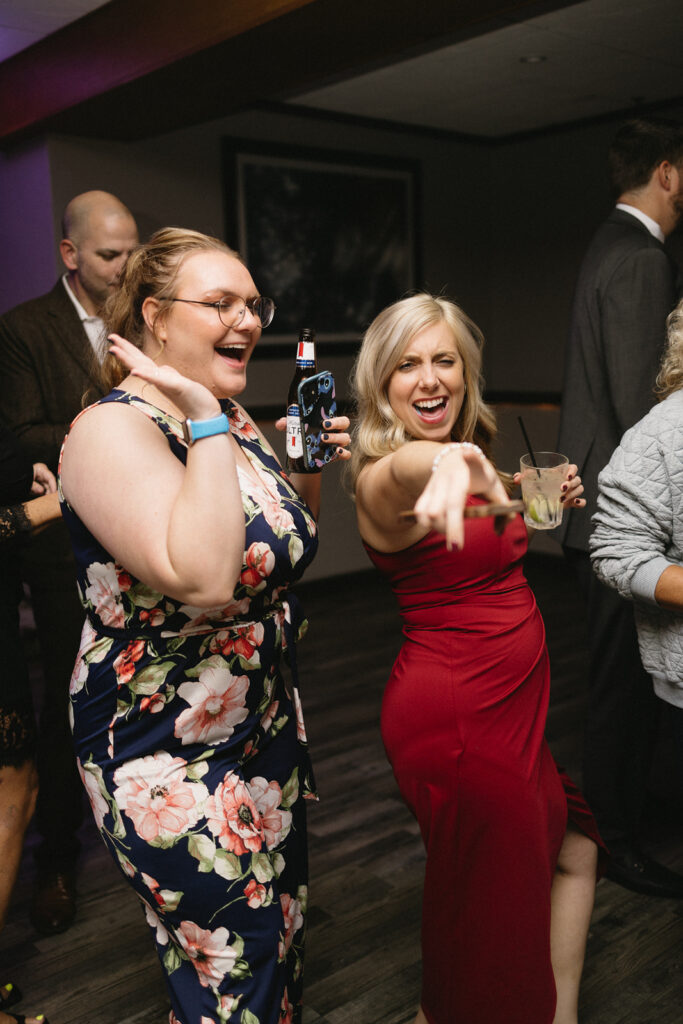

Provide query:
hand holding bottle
left=275, top=413, right=351, bottom=465
left=283, top=327, right=351, bottom=471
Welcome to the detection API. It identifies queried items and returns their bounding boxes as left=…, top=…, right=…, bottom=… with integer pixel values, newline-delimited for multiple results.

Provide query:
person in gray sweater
left=591, top=297, right=683, bottom=801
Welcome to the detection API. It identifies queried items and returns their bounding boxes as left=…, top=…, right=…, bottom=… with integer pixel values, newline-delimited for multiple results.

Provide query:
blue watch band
left=182, top=412, right=231, bottom=445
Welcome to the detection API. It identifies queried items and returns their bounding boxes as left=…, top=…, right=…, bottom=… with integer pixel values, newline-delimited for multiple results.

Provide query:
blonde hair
left=98, top=227, right=240, bottom=394
left=349, top=293, right=501, bottom=493
left=655, top=298, right=683, bottom=400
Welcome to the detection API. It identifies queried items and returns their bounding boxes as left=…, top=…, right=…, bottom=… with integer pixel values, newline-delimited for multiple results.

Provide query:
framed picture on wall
left=222, top=139, right=420, bottom=349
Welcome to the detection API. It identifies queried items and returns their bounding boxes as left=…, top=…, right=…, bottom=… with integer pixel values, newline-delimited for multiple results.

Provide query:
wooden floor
left=2, top=554, right=683, bottom=1023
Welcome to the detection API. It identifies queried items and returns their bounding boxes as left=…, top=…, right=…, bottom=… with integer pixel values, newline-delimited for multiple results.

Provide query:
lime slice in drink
left=527, top=496, right=550, bottom=523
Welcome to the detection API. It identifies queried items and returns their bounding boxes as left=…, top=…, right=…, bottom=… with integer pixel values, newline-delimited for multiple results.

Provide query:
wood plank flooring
left=2, top=554, right=682, bottom=1023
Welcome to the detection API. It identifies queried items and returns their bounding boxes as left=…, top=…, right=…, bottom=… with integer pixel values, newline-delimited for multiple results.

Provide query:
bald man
left=0, top=191, right=138, bottom=469
left=60, top=190, right=139, bottom=325
left=0, top=191, right=138, bottom=935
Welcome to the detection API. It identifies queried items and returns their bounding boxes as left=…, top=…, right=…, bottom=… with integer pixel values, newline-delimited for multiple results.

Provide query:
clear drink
left=519, top=452, right=568, bottom=530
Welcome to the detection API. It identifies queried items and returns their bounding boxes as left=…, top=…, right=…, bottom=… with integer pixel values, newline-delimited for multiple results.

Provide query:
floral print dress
left=59, top=390, right=319, bottom=1024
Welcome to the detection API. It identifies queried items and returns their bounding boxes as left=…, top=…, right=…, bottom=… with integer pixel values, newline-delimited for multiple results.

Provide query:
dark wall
left=0, top=138, right=57, bottom=310
left=2, top=102, right=683, bottom=574
left=36, top=102, right=683, bottom=399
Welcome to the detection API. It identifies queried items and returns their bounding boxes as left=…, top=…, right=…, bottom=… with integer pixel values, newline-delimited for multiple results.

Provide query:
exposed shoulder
left=356, top=453, right=429, bottom=552
left=60, top=397, right=184, bottom=517
left=63, top=398, right=170, bottom=462
left=356, top=453, right=394, bottom=506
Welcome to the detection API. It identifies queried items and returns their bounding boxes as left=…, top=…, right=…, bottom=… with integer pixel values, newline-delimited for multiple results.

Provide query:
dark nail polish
left=322, top=433, right=330, bottom=442
left=322, top=419, right=332, bottom=429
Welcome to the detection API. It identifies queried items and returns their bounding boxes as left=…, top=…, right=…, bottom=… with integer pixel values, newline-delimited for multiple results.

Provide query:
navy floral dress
left=59, top=390, right=319, bottom=1024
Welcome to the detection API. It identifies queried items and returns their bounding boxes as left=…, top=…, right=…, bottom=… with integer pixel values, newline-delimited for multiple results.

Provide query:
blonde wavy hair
left=97, top=226, right=240, bottom=395
left=655, top=298, right=683, bottom=400
left=349, top=293, right=502, bottom=494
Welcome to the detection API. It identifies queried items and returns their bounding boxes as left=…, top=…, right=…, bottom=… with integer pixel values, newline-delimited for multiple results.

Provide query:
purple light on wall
left=0, top=138, right=57, bottom=314
left=0, top=26, right=43, bottom=63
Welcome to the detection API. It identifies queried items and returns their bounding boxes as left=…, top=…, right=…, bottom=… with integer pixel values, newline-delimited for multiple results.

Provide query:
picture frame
left=222, top=139, right=420, bottom=351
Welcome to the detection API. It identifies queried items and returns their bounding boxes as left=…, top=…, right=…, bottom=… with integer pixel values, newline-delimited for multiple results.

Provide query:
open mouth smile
left=413, top=396, right=449, bottom=420
left=215, top=343, right=249, bottom=364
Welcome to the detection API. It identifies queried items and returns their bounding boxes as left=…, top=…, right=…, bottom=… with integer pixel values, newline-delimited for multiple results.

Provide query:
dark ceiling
left=0, top=0, right=590, bottom=146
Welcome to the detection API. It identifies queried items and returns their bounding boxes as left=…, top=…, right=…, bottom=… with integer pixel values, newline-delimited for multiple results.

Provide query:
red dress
left=365, top=501, right=604, bottom=1024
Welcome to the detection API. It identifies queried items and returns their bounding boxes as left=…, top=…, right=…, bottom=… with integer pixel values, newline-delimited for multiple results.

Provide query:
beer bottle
left=286, top=327, right=317, bottom=473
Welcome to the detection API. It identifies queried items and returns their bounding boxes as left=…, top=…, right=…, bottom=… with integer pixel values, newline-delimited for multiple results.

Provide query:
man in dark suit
left=0, top=191, right=138, bottom=933
left=558, top=118, right=683, bottom=897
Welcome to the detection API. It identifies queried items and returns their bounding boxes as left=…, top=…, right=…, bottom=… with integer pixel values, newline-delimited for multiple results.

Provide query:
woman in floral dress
left=58, top=228, right=350, bottom=1024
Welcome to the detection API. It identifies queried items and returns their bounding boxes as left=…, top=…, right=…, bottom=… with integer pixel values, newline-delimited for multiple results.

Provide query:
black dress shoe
left=30, top=869, right=77, bottom=935
left=606, top=845, right=683, bottom=898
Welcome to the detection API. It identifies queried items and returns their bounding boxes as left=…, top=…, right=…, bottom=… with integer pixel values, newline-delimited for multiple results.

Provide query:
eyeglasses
left=169, top=294, right=275, bottom=329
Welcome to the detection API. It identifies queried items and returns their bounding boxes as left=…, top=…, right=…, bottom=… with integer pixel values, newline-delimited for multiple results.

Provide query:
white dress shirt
left=615, top=203, right=665, bottom=243
left=62, top=274, right=106, bottom=360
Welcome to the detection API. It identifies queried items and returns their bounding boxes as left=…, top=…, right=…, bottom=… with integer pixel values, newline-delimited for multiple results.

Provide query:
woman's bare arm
left=357, top=442, right=511, bottom=553
left=60, top=337, right=246, bottom=607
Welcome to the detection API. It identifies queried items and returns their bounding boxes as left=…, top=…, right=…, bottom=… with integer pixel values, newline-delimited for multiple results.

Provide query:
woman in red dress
left=349, top=294, right=604, bottom=1024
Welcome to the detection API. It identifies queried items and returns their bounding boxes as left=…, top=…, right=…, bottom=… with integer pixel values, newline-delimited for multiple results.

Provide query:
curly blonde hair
left=97, top=227, right=240, bottom=394
left=348, top=293, right=501, bottom=494
left=655, top=298, right=683, bottom=400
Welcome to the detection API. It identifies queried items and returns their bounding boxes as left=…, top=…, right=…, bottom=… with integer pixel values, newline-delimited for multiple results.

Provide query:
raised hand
left=108, top=334, right=221, bottom=422
left=414, top=445, right=513, bottom=550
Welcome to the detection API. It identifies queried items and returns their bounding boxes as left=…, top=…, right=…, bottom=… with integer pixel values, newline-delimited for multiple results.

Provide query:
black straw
left=517, top=416, right=541, bottom=478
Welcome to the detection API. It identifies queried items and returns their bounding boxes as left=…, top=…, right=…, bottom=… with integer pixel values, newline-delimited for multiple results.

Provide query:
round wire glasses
left=169, top=294, right=275, bottom=329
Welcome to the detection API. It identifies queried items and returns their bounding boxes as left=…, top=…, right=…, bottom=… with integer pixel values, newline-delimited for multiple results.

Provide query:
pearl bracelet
left=431, top=441, right=485, bottom=474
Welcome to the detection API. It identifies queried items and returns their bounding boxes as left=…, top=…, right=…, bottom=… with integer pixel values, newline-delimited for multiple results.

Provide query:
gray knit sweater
left=590, top=390, right=683, bottom=708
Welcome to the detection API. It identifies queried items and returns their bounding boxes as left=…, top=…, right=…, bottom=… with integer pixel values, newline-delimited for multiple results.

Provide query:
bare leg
left=0, top=760, right=38, bottom=929
left=0, top=762, right=44, bottom=1024
left=550, top=827, right=598, bottom=1024
left=412, top=1009, right=429, bottom=1024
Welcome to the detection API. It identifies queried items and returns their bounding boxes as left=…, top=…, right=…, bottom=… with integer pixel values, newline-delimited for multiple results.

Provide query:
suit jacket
left=557, top=208, right=682, bottom=552
left=0, top=279, right=104, bottom=473
left=0, top=423, right=33, bottom=505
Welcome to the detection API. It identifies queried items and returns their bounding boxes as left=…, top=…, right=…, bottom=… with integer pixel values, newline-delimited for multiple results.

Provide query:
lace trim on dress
left=0, top=705, right=37, bottom=768
left=0, top=503, right=32, bottom=548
